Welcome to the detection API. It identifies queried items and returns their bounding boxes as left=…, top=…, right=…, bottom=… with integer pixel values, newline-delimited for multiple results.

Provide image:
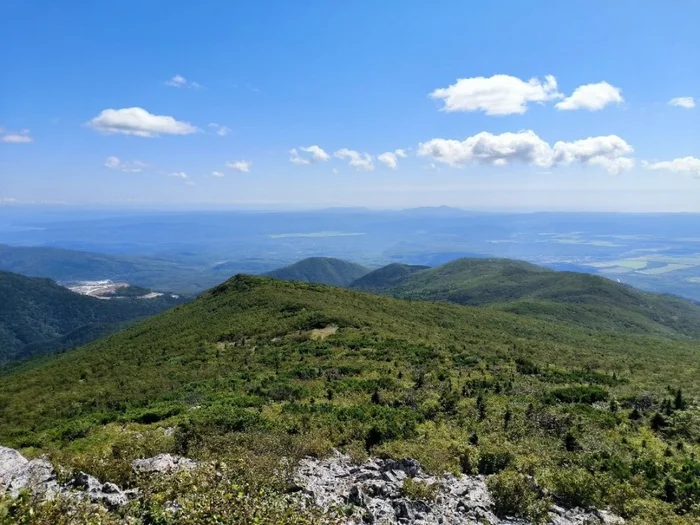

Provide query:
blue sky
left=2, top=1, right=700, bottom=211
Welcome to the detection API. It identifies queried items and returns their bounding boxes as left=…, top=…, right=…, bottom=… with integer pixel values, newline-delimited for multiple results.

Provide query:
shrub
left=487, top=470, right=550, bottom=523
left=548, top=467, right=602, bottom=509
left=401, top=478, right=439, bottom=502
left=545, top=386, right=609, bottom=405
left=478, top=452, right=513, bottom=475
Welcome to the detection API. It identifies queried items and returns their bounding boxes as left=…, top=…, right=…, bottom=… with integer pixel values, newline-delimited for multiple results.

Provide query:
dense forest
left=0, top=270, right=183, bottom=364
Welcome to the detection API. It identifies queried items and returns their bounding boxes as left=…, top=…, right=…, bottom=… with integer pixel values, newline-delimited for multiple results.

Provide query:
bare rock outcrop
left=294, top=451, right=624, bottom=525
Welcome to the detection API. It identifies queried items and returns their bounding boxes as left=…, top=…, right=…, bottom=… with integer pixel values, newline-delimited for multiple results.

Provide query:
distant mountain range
left=0, top=270, right=184, bottom=364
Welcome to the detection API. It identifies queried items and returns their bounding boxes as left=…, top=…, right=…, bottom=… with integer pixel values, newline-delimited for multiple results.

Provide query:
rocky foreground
left=1, top=446, right=624, bottom=524
left=295, top=451, right=624, bottom=525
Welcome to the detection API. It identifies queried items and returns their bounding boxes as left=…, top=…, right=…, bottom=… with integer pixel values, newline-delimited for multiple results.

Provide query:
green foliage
left=547, top=468, right=603, bottom=509
left=487, top=470, right=550, bottom=523
left=545, top=385, right=610, bottom=405
left=401, top=478, right=439, bottom=502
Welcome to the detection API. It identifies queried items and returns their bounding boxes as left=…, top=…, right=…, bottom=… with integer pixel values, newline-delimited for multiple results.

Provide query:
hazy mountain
left=265, top=257, right=371, bottom=287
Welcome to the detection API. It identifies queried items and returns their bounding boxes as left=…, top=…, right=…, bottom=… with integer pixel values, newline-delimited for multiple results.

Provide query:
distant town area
left=63, top=280, right=178, bottom=300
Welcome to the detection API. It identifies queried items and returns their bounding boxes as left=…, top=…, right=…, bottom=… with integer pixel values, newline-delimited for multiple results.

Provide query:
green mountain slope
left=1, top=275, right=700, bottom=521
left=0, top=270, right=183, bottom=364
left=265, top=257, right=371, bottom=286
left=349, top=262, right=430, bottom=292
left=366, top=258, right=700, bottom=339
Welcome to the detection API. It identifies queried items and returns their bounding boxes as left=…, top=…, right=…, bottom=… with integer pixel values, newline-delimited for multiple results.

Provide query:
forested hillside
left=1, top=275, right=699, bottom=522
left=0, top=270, right=183, bottom=364
left=354, top=258, right=700, bottom=339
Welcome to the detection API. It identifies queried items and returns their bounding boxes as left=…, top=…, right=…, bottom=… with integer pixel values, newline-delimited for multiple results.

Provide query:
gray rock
left=0, top=446, right=135, bottom=508
left=293, top=451, right=625, bottom=525
left=131, top=453, right=197, bottom=475
left=70, top=471, right=129, bottom=509
left=6, top=458, right=59, bottom=498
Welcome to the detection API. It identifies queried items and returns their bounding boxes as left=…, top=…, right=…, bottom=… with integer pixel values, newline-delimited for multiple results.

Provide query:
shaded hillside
left=0, top=275, right=699, bottom=522
left=349, top=263, right=430, bottom=292
left=367, top=258, right=700, bottom=339
left=266, top=257, right=370, bottom=286
left=0, top=270, right=183, bottom=364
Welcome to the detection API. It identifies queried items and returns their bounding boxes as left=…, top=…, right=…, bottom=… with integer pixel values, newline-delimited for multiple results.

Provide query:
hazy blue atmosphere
left=2, top=1, right=700, bottom=211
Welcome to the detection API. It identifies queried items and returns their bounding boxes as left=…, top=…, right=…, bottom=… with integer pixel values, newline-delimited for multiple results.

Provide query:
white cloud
left=165, top=75, right=203, bottom=89
left=103, top=156, right=147, bottom=173
left=418, top=130, right=634, bottom=174
left=418, top=131, right=553, bottom=167
left=552, top=135, right=634, bottom=175
left=378, top=152, right=399, bottom=169
left=167, top=172, right=188, bottom=179
left=1, top=128, right=33, bottom=143
left=668, top=97, right=695, bottom=109
left=289, top=145, right=330, bottom=165
left=555, top=81, right=623, bottom=111
left=227, top=160, right=251, bottom=173
left=87, top=107, right=199, bottom=137
left=334, top=148, right=374, bottom=171
left=430, top=74, right=561, bottom=115
left=208, top=123, right=231, bottom=136
left=377, top=149, right=407, bottom=169
left=211, top=171, right=225, bottom=177
left=0, top=197, right=18, bottom=204
left=643, top=157, right=700, bottom=177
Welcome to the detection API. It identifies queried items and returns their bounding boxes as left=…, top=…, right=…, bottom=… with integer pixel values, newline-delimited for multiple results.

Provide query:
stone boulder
left=131, top=453, right=197, bottom=475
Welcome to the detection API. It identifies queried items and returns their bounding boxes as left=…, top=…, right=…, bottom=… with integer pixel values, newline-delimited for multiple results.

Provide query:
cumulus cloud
left=552, top=135, right=634, bottom=174
left=418, top=130, right=634, bottom=174
left=227, top=160, right=251, bottom=173
left=208, top=123, right=231, bottom=136
left=167, top=172, right=188, bottom=179
left=87, top=107, right=199, bottom=137
left=165, top=75, right=203, bottom=89
left=643, top=157, right=700, bottom=177
left=211, top=171, right=225, bottom=177
left=418, top=131, right=552, bottom=168
left=334, top=148, right=375, bottom=171
left=1, top=128, right=33, bottom=143
left=289, top=145, right=331, bottom=165
left=377, top=149, right=408, bottom=169
left=555, top=81, right=623, bottom=111
left=430, top=74, right=561, bottom=115
left=668, top=97, right=695, bottom=109
left=103, top=156, right=147, bottom=173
